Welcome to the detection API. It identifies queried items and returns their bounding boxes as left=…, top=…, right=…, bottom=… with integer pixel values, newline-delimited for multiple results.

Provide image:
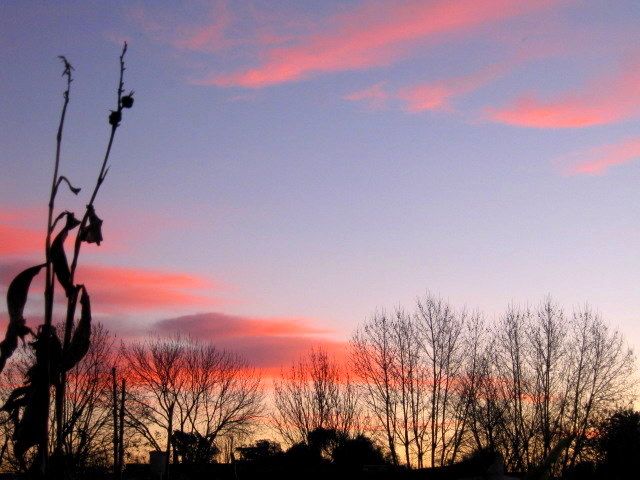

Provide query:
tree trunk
left=118, top=378, right=125, bottom=479
left=112, top=367, right=119, bottom=480
left=164, top=402, right=174, bottom=480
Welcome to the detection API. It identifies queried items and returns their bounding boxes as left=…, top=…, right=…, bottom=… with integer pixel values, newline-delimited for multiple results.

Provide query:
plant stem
left=55, top=42, right=128, bottom=465
left=43, top=56, right=73, bottom=478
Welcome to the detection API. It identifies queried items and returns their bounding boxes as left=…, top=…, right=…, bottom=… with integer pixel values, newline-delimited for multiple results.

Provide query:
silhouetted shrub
left=595, top=408, right=640, bottom=479
left=332, top=434, right=387, bottom=468
left=237, top=439, right=283, bottom=463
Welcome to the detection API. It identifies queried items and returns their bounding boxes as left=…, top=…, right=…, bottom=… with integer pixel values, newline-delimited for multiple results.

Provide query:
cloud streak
left=0, top=261, right=218, bottom=313
left=201, top=0, right=558, bottom=88
left=488, top=56, right=640, bottom=128
left=559, top=137, right=640, bottom=176
left=0, top=223, right=42, bottom=256
left=150, top=312, right=347, bottom=372
left=345, top=60, right=513, bottom=113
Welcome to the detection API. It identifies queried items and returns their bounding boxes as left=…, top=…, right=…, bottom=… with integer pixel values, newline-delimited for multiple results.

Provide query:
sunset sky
left=2, top=0, right=640, bottom=371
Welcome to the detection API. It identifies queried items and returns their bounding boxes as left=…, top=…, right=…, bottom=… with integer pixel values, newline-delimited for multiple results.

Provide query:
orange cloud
left=559, top=137, right=640, bottom=176
left=488, top=57, right=640, bottom=128
left=204, top=0, right=558, bottom=88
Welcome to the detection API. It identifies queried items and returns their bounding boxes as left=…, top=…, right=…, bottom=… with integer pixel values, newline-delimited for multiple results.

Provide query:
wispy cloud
left=200, top=0, right=559, bottom=88
left=488, top=55, right=640, bottom=128
left=400, top=61, right=512, bottom=113
left=343, top=82, right=389, bottom=109
left=558, top=137, right=640, bottom=176
left=345, top=60, right=513, bottom=113
left=127, top=1, right=234, bottom=53
left=74, top=265, right=218, bottom=312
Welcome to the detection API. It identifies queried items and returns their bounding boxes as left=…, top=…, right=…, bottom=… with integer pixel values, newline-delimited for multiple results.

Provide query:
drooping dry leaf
left=1, top=325, right=62, bottom=462
left=64, top=285, right=92, bottom=371
left=0, top=264, right=45, bottom=373
left=51, top=212, right=80, bottom=296
left=6, top=263, right=45, bottom=324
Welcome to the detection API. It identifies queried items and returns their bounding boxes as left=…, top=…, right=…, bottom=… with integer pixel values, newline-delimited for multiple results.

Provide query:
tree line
left=0, top=294, right=635, bottom=478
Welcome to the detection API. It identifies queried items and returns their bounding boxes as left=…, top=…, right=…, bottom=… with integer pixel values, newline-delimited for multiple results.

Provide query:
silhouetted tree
left=171, top=430, right=220, bottom=464
left=351, top=294, right=471, bottom=468
left=236, top=439, right=283, bottom=463
left=273, top=348, right=359, bottom=446
left=332, top=434, right=386, bottom=468
left=123, top=337, right=262, bottom=470
left=469, top=300, right=635, bottom=474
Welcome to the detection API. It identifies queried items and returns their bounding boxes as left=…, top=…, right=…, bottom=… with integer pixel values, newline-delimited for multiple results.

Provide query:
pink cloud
left=204, top=0, right=559, bottom=88
left=559, top=137, right=640, bottom=176
left=346, top=60, right=512, bottom=113
left=172, top=1, right=232, bottom=53
left=128, top=1, right=233, bottom=53
left=155, top=312, right=329, bottom=338
left=400, top=61, right=511, bottom=112
left=72, top=265, right=218, bottom=312
left=0, top=261, right=219, bottom=313
left=0, top=223, right=42, bottom=256
left=488, top=56, right=640, bottom=128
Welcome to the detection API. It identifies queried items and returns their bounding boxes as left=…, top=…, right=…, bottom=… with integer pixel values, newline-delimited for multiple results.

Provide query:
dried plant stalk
left=0, top=43, right=134, bottom=478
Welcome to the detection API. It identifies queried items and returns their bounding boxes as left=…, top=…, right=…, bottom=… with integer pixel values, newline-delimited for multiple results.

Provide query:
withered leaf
left=2, top=325, right=62, bottom=463
left=6, top=264, right=45, bottom=322
left=0, top=264, right=45, bottom=373
left=64, top=285, right=92, bottom=371
left=51, top=212, right=80, bottom=296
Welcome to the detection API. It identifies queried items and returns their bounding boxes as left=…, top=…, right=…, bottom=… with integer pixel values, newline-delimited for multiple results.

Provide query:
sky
left=2, top=0, right=640, bottom=373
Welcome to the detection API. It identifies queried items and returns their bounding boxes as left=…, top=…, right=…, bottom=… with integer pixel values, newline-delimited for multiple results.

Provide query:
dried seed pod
left=121, top=91, right=134, bottom=109
left=109, top=110, right=122, bottom=126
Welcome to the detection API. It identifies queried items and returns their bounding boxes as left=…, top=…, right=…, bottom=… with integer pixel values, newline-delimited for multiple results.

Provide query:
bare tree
left=561, top=306, right=635, bottom=472
left=415, top=294, right=466, bottom=467
left=123, top=337, right=262, bottom=468
left=492, top=305, right=536, bottom=471
left=527, top=300, right=569, bottom=461
left=273, top=348, right=358, bottom=446
left=58, top=324, right=114, bottom=473
left=465, top=299, right=636, bottom=474
left=351, top=312, right=400, bottom=465
left=173, top=341, right=263, bottom=463
left=121, top=336, right=184, bottom=471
